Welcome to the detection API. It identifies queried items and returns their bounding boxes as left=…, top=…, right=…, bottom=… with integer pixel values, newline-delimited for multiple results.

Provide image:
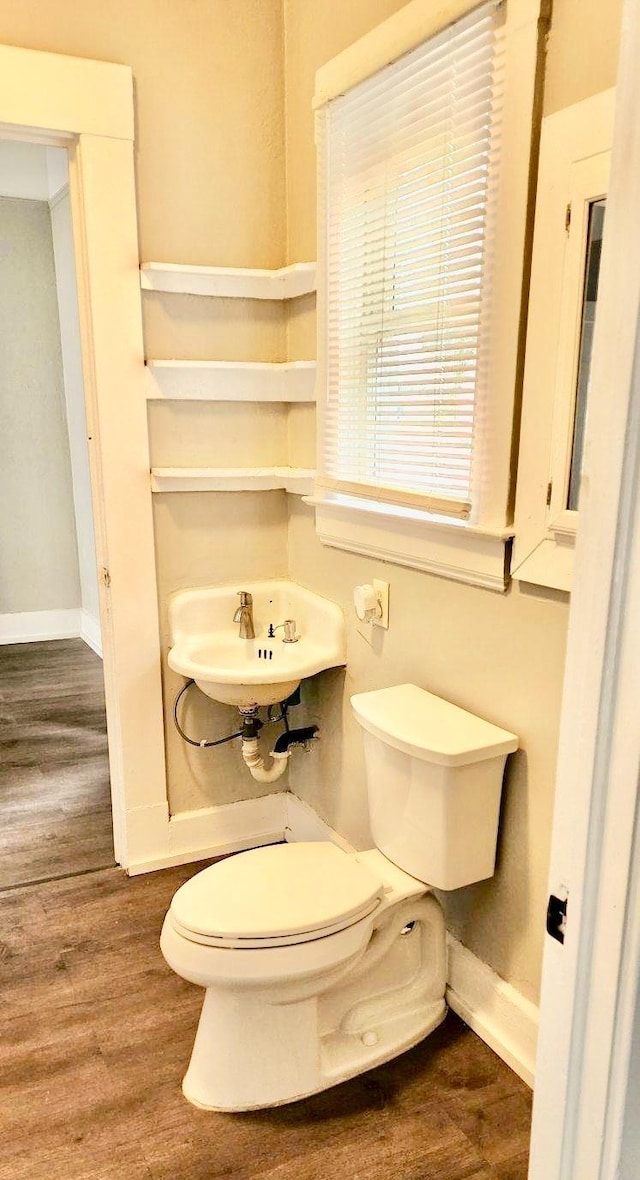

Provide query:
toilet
left=160, top=683, right=518, bottom=1111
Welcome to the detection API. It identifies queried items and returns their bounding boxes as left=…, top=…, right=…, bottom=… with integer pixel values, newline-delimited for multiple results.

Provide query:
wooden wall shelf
left=150, top=466, right=315, bottom=495
left=140, top=261, right=316, bottom=300
left=145, top=360, right=316, bottom=402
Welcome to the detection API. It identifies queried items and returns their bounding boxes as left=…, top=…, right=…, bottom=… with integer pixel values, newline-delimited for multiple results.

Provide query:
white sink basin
left=167, top=580, right=346, bottom=708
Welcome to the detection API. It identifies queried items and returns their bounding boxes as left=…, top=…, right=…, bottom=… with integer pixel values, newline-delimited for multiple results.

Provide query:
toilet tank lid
left=351, top=684, right=518, bottom=767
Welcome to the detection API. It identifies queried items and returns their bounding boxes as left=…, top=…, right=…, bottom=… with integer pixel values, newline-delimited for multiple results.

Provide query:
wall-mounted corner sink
left=167, top=580, right=346, bottom=709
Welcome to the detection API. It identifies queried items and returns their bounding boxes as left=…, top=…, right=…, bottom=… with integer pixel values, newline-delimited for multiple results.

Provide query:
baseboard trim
left=80, top=610, right=102, bottom=658
left=127, top=792, right=356, bottom=875
left=0, top=608, right=81, bottom=644
left=126, top=792, right=288, bottom=875
left=446, top=934, right=538, bottom=1087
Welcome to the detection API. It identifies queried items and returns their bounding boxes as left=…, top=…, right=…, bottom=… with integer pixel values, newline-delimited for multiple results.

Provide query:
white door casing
left=0, top=44, right=168, bottom=867
left=529, top=0, right=640, bottom=1174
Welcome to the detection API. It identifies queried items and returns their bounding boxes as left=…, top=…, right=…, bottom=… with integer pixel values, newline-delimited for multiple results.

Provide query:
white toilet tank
left=351, top=684, right=518, bottom=891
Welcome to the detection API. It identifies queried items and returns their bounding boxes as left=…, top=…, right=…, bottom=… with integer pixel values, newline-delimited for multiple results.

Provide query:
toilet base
left=182, top=1002, right=447, bottom=1111
left=179, top=894, right=447, bottom=1112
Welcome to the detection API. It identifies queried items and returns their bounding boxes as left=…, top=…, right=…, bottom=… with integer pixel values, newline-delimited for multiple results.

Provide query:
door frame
left=529, top=0, right=640, bottom=1174
left=0, top=43, right=168, bottom=868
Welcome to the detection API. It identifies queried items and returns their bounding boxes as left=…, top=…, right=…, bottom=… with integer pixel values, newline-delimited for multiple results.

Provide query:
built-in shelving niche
left=142, top=262, right=317, bottom=497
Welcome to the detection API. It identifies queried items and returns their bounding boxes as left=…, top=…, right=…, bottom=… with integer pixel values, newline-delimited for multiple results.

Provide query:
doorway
left=0, top=139, right=113, bottom=888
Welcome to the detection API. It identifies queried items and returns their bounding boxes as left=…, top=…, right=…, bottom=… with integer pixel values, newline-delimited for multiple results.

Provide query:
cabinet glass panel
left=567, top=198, right=606, bottom=511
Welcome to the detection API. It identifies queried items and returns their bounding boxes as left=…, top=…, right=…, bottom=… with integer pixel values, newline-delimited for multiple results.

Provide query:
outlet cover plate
left=373, top=579, right=390, bottom=629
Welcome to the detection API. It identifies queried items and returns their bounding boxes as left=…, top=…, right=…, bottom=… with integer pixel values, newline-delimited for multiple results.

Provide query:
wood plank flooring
left=0, top=862, right=532, bottom=1180
left=0, top=639, right=114, bottom=888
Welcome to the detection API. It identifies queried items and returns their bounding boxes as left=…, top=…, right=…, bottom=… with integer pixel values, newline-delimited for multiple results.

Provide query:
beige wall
left=0, top=197, right=80, bottom=615
left=544, top=0, right=624, bottom=116
left=282, top=0, right=622, bottom=1004
left=0, top=0, right=286, bottom=267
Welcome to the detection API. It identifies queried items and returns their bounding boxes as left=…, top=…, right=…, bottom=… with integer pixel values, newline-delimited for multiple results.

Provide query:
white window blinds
left=318, top=1, right=504, bottom=520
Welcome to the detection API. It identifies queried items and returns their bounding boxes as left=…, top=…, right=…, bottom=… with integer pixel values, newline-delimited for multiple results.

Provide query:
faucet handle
left=237, top=590, right=253, bottom=606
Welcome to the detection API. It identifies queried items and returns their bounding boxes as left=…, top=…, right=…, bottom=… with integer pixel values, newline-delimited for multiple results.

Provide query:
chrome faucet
left=233, top=591, right=255, bottom=639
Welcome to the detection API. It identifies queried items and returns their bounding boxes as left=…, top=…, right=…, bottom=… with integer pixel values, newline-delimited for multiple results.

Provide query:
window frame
left=311, top=0, right=549, bottom=591
left=512, top=88, right=615, bottom=592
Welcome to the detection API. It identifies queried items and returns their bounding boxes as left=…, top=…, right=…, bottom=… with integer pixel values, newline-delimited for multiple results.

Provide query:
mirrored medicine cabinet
left=512, top=88, right=615, bottom=592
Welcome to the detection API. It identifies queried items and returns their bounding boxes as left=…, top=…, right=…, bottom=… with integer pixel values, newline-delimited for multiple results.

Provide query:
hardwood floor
left=0, top=639, right=114, bottom=889
left=0, top=862, right=533, bottom=1180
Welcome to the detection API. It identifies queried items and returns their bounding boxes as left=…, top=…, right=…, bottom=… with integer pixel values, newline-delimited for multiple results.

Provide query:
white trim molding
left=140, top=261, right=316, bottom=300
left=150, top=466, right=315, bottom=496
left=126, top=793, right=287, bottom=875
left=127, top=791, right=357, bottom=876
left=145, top=360, right=316, bottom=403
left=0, top=607, right=102, bottom=656
left=314, top=0, right=549, bottom=109
left=446, top=934, right=538, bottom=1087
left=80, top=610, right=102, bottom=657
left=0, top=608, right=81, bottom=644
left=528, top=0, right=640, bottom=1172
left=48, top=179, right=70, bottom=211
left=0, top=44, right=133, bottom=140
left=0, top=43, right=168, bottom=871
left=310, top=494, right=512, bottom=591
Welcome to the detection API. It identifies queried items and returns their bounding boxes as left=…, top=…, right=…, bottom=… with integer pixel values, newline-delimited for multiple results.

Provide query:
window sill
left=512, top=533, right=575, bottom=593
left=305, top=493, right=513, bottom=591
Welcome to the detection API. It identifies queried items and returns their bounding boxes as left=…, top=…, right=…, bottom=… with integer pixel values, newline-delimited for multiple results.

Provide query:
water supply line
left=172, top=680, right=319, bottom=781
left=173, top=680, right=244, bottom=748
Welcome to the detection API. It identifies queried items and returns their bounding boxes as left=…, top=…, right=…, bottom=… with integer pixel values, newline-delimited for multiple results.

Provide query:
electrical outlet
left=372, top=579, right=389, bottom=629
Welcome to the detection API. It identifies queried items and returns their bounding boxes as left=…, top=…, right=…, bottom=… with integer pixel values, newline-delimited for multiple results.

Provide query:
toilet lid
left=170, top=842, right=385, bottom=946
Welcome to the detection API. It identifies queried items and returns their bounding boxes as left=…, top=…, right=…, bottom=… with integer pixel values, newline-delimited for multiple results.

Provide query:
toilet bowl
left=161, top=683, right=518, bottom=1111
left=161, top=842, right=446, bottom=1111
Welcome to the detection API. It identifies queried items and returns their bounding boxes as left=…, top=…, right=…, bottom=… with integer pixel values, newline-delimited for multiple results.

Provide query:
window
left=512, top=89, right=614, bottom=592
left=312, top=0, right=548, bottom=590
left=320, top=2, right=500, bottom=520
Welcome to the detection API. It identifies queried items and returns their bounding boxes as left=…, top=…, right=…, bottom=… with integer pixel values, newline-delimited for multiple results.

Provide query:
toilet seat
left=169, top=842, right=386, bottom=949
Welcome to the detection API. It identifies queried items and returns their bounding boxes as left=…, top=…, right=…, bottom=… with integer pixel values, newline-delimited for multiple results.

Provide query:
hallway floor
left=0, top=861, right=532, bottom=1180
left=0, top=638, right=114, bottom=889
